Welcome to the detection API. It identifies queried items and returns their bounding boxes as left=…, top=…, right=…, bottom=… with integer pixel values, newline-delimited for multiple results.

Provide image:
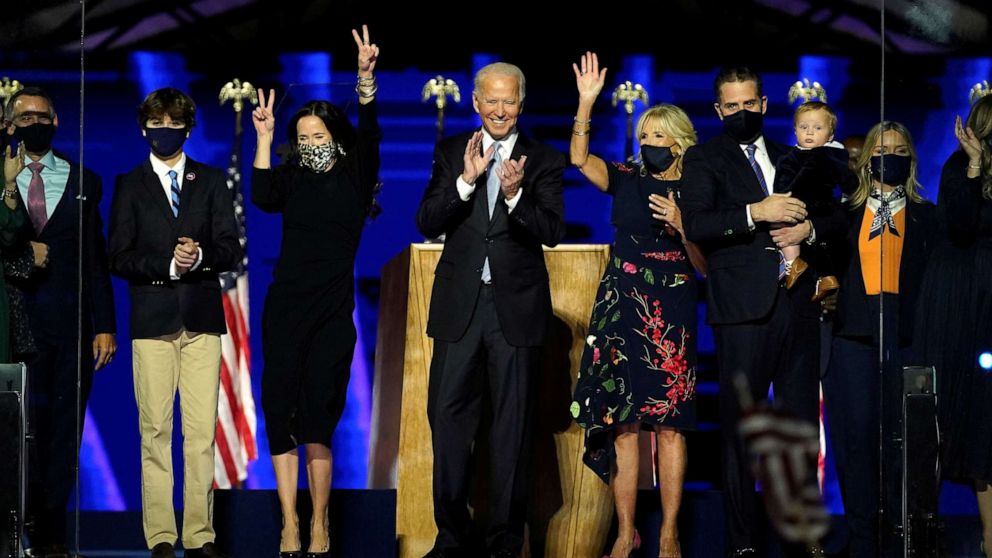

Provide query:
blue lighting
left=980, top=352, right=992, bottom=371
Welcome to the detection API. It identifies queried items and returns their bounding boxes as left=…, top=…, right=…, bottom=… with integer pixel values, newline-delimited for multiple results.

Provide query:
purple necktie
left=27, top=161, right=48, bottom=234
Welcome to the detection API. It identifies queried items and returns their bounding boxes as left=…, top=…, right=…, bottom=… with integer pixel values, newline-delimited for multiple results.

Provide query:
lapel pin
left=185, top=172, right=196, bottom=182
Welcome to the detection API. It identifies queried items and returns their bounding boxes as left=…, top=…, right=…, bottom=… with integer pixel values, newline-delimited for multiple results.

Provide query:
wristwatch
left=1, top=187, right=17, bottom=201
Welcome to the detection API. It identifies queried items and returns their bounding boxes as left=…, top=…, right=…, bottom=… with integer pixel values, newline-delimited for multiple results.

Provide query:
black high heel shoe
left=305, top=515, right=330, bottom=558
left=280, top=515, right=302, bottom=558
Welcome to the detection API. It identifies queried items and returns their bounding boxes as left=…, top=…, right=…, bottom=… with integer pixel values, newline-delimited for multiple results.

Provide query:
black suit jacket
left=833, top=200, right=936, bottom=343
left=416, top=130, right=566, bottom=347
left=3, top=155, right=116, bottom=340
left=109, top=157, right=241, bottom=339
left=681, top=133, right=845, bottom=325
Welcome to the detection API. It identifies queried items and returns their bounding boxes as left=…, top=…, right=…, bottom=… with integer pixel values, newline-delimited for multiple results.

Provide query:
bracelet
left=968, top=163, right=981, bottom=169
left=356, top=85, right=378, bottom=98
left=572, top=129, right=588, bottom=136
left=573, top=117, right=591, bottom=124
left=356, top=75, right=377, bottom=98
left=1, top=188, right=17, bottom=200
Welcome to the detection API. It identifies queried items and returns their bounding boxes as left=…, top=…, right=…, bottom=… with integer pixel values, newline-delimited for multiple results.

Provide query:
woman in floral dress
left=569, top=52, right=706, bottom=558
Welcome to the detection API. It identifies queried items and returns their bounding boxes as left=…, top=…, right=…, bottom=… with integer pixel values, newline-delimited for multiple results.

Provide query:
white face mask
left=297, top=141, right=341, bottom=172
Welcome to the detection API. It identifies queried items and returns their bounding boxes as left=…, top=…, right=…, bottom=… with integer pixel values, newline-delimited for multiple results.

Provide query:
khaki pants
left=133, top=329, right=221, bottom=549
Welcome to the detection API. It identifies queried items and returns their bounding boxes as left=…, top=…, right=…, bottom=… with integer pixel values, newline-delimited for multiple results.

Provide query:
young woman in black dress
left=251, top=26, right=381, bottom=558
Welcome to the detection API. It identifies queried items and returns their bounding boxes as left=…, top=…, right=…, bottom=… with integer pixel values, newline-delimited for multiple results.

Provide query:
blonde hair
left=635, top=103, right=698, bottom=174
left=850, top=121, right=925, bottom=208
left=793, top=101, right=837, bottom=136
left=965, top=95, right=992, bottom=200
left=473, top=62, right=526, bottom=104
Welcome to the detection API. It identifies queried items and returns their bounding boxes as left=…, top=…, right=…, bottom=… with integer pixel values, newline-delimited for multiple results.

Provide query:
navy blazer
left=3, top=155, right=116, bottom=339
left=681, top=133, right=846, bottom=325
left=416, top=130, right=566, bottom=347
left=109, top=157, right=241, bottom=339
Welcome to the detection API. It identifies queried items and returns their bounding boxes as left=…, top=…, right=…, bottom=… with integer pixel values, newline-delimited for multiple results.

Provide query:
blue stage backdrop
left=4, top=51, right=986, bottom=516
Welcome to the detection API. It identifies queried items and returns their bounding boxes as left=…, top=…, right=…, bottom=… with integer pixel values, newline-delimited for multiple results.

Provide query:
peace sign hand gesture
left=252, top=88, right=276, bottom=139
left=352, top=25, right=379, bottom=77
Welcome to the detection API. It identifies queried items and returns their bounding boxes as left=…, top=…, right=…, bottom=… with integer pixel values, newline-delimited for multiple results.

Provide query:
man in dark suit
left=680, top=67, right=843, bottom=557
left=3, top=86, right=117, bottom=558
left=108, top=88, right=240, bottom=558
left=416, top=62, right=565, bottom=558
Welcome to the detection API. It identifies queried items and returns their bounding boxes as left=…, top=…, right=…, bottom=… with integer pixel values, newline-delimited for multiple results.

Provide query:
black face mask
left=14, top=122, right=56, bottom=153
left=722, top=109, right=764, bottom=144
left=641, top=145, right=676, bottom=174
left=869, top=154, right=912, bottom=186
left=144, top=127, right=188, bottom=157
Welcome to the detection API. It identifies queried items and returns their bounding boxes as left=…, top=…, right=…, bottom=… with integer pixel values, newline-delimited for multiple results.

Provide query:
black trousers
left=426, top=285, right=540, bottom=555
left=714, top=287, right=820, bottom=555
left=823, top=294, right=909, bottom=558
left=25, top=330, right=93, bottom=549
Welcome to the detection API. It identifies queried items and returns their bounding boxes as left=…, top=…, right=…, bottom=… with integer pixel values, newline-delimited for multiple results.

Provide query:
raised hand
left=352, top=24, right=379, bottom=76
left=572, top=51, right=607, bottom=102
left=461, top=131, right=495, bottom=184
left=955, top=115, right=983, bottom=164
left=4, top=141, right=24, bottom=182
left=252, top=88, right=276, bottom=138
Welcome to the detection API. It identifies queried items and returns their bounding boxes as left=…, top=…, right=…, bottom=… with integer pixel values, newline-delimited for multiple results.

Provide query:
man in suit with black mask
left=680, top=66, right=843, bottom=557
left=4, top=86, right=116, bottom=558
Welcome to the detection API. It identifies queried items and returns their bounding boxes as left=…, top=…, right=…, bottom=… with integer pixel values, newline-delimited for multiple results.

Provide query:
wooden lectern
left=369, top=244, right=614, bottom=558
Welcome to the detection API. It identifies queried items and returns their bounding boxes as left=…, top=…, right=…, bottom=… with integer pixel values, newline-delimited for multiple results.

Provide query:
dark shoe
left=280, top=552, right=302, bottom=558
left=811, top=275, right=839, bottom=301
left=150, top=542, right=176, bottom=558
left=304, top=552, right=328, bottom=558
left=729, top=549, right=756, bottom=558
left=185, top=542, right=226, bottom=558
left=784, top=257, right=809, bottom=289
left=491, top=551, right=518, bottom=558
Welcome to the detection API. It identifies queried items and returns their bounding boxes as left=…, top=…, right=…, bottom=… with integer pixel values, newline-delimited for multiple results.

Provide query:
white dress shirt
left=149, top=153, right=203, bottom=278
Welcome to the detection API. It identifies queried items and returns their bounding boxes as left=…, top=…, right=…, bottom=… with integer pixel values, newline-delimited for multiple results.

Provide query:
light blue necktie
left=481, top=142, right=502, bottom=283
left=168, top=170, right=180, bottom=217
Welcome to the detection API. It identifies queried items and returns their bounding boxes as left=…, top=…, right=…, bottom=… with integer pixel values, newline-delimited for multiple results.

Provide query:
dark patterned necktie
left=745, top=144, right=769, bottom=195
left=168, top=170, right=180, bottom=217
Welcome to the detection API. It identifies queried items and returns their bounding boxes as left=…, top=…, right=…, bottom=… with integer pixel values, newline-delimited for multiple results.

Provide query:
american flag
left=214, top=139, right=258, bottom=488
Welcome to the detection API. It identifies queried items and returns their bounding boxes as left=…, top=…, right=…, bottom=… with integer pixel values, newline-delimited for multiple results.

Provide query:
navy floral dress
left=571, top=162, right=697, bottom=482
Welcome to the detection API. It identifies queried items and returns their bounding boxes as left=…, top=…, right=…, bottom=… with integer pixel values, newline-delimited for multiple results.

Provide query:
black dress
left=572, top=162, right=697, bottom=482
left=773, top=143, right=853, bottom=278
left=253, top=100, right=381, bottom=455
left=915, top=150, right=992, bottom=483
